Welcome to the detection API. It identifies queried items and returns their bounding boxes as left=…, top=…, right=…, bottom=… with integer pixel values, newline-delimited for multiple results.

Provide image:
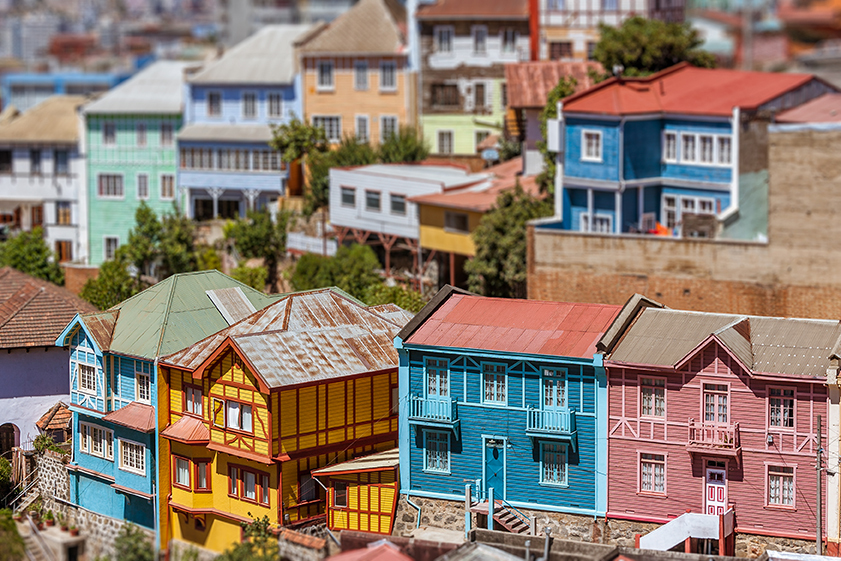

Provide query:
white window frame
left=79, top=422, right=113, bottom=461
left=135, top=367, right=151, bottom=404
left=472, top=25, right=488, bottom=56
left=640, top=377, right=666, bottom=418
left=312, top=115, right=341, bottom=143
left=501, top=29, right=518, bottom=54
left=136, top=173, right=149, bottom=200
left=768, top=386, right=795, bottom=430
left=379, top=61, right=397, bottom=92
left=425, top=358, right=450, bottom=399
left=185, top=385, right=202, bottom=416
left=340, top=186, right=356, bottom=208
left=581, top=129, right=603, bottom=162
left=97, top=173, right=124, bottom=200
left=423, top=430, right=450, bottom=474
left=365, top=190, right=381, bottom=212
left=380, top=115, right=398, bottom=143
left=226, top=399, right=253, bottom=433
left=207, top=91, right=222, bottom=117
left=103, top=236, right=120, bottom=261
left=677, top=132, right=733, bottom=167
left=680, top=132, right=697, bottom=163
left=482, top=362, right=507, bottom=405
left=174, top=456, right=191, bottom=487
left=540, top=442, right=568, bottom=486
left=242, top=91, right=257, bottom=120
left=354, top=60, right=369, bottom=91
left=661, top=194, right=717, bottom=228
left=639, top=452, right=667, bottom=495
left=578, top=212, right=613, bottom=233
left=118, top=438, right=146, bottom=476
left=434, top=25, right=454, bottom=54
left=542, top=368, right=568, bottom=409
left=160, top=173, right=175, bottom=201
left=355, top=115, right=369, bottom=143
left=437, top=130, right=454, bottom=155
left=390, top=193, right=406, bottom=216
left=317, top=60, right=334, bottom=91
left=78, top=363, right=97, bottom=395
left=267, top=92, right=283, bottom=118
left=663, top=131, right=678, bottom=163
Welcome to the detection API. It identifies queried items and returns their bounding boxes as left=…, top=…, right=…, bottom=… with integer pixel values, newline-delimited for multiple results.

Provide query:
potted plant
left=69, top=525, right=79, bottom=537
left=57, top=512, right=67, bottom=532
left=45, top=510, right=55, bottom=527
left=12, top=512, right=21, bottom=522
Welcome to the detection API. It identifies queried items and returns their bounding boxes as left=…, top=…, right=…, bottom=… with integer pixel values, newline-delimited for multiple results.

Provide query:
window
left=380, top=61, right=397, bottom=92
left=244, top=471, right=256, bottom=500
left=312, top=116, right=341, bottom=143
left=334, top=481, right=348, bottom=507
left=161, top=122, right=174, bottom=146
left=0, top=150, right=11, bottom=173
left=208, top=92, right=222, bottom=116
left=135, top=365, right=150, bottom=403
left=268, top=93, right=282, bottom=118
left=699, top=135, right=714, bottom=163
left=79, top=423, right=113, bottom=460
left=640, top=453, right=666, bottom=494
left=213, top=398, right=225, bottom=427
left=769, top=388, right=794, bottom=428
left=30, top=150, right=41, bottom=174
left=136, top=122, right=147, bottom=147
left=541, top=443, right=567, bottom=485
left=381, top=116, right=398, bottom=142
left=501, top=83, right=508, bottom=111
left=474, top=83, right=486, bottom=109
left=681, top=133, right=697, bottom=163
left=341, top=187, right=356, bottom=207
left=196, top=461, right=210, bottom=491
left=260, top=474, right=269, bottom=505
left=549, top=42, right=573, bottom=60
left=587, top=41, right=597, bottom=60
left=663, top=132, right=677, bottom=162
left=137, top=174, right=149, bottom=200
left=390, top=193, right=406, bottom=216
left=103, top=121, right=116, bottom=145
left=55, top=240, right=72, bottom=262
left=356, top=115, right=369, bottom=142
left=226, top=400, right=253, bottom=432
left=483, top=363, right=506, bottom=404
left=161, top=174, right=175, bottom=200
left=548, top=0, right=564, bottom=9
left=174, top=457, right=190, bottom=488
left=424, top=431, right=450, bottom=473
left=582, top=130, right=602, bottom=162
left=365, top=190, right=381, bottom=212
left=435, top=26, right=453, bottom=53
left=184, top=385, right=202, bottom=415
left=98, top=174, right=124, bottom=198
left=354, top=60, right=368, bottom=90
left=543, top=369, right=566, bottom=408
left=118, top=439, right=145, bottom=475
left=641, top=378, right=665, bottom=416
left=317, top=60, right=334, bottom=89
left=718, top=136, right=732, bottom=164
left=476, top=131, right=490, bottom=150
left=502, top=29, right=517, bottom=53
left=104, top=237, right=119, bottom=261
left=579, top=213, right=613, bottom=233
left=768, top=465, right=794, bottom=507
left=56, top=201, right=71, bottom=225
left=426, top=358, right=449, bottom=398
left=603, top=0, right=618, bottom=9
left=242, top=92, right=257, bottom=118
left=432, top=84, right=459, bottom=108
left=703, top=384, right=728, bottom=424
left=473, top=26, right=487, bottom=55
left=299, top=473, right=317, bottom=502
left=54, top=150, right=69, bottom=175
left=663, top=195, right=677, bottom=229
left=438, top=131, right=454, bottom=155
left=444, top=211, right=469, bottom=233
left=79, top=364, right=96, bottom=394
left=228, top=466, right=270, bottom=504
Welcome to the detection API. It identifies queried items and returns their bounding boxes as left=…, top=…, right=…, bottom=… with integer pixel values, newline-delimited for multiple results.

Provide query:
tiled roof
left=36, top=401, right=71, bottom=432
left=776, top=93, right=841, bottom=123
left=505, top=61, right=602, bottom=109
left=562, top=62, right=822, bottom=117
left=0, top=267, right=96, bottom=349
left=102, top=401, right=156, bottom=432
left=299, top=0, right=406, bottom=55
left=0, top=95, right=87, bottom=144
left=417, top=0, right=528, bottom=19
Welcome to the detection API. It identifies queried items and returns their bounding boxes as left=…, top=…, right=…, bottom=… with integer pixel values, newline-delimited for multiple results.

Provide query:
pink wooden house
left=599, top=296, right=840, bottom=552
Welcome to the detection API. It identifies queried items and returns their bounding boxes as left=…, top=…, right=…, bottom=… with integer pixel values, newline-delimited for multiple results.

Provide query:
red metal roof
left=102, top=401, right=156, bottom=433
left=505, top=61, right=602, bottom=109
left=563, top=62, right=820, bottom=117
left=405, top=294, right=621, bottom=358
left=776, top=92, right=841, bottom=122
left=161, top=415, right=210, bottom=443
left=329, top=543, right=413, bottom=561
left=416, top=0, right=528, bottom=19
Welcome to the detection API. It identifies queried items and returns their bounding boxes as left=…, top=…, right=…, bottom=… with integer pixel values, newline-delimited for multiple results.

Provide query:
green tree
left=377, top=125, right=430, bottom=163
left=158, top=212, right=197, bottom=277
left=218, top=515, right=278, bottom=561
left=0, top=227, right=64, bottom=284
left=79, top=247, right=139, bottom=309
left=270, top=116, right=328, bottom=163
left=230, top=264, right=268, bottom=291
left=536, top=77, right=577, bottom=193
left=225, top=208, right=291, bottom=293
left=0, top=509, right=24, bottom=561
left=307, top=136, right=378, bottom=215
left=125, top=202, right=162, bottom=278
left=0, top=459, right=12, bottom=507
left=364, top=284, right=426, bottom=313
left=593, top=16, right=715, bottom=79
left=196, top=246, right=222, bottom=271
left=465, top=183, right=553, bottom=298
left=290, top=244, right=382, bottom=302
left=114, top=522, right=154, bottom=561
left=497, top=137, right=522, bottom=162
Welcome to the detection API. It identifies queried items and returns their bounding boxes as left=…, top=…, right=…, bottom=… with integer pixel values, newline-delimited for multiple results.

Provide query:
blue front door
left=484, top=439, right=505, bottom=497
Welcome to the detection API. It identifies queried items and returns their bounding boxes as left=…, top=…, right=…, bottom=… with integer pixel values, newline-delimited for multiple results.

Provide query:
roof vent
left=206, top=287, right=257, bottom=325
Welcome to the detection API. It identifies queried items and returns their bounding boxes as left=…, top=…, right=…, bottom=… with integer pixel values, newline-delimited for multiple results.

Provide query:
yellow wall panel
left=255, top=440, right=268, bottom=455
left=373, top=420, right=390, bottom=434
left=280, top=391, right=297, bottom=437
left=327, top=382, right=344, bottom=428
left=298, top=434, right=316, bottom=449
left=381, top=487, right=395, bottom=507
left=355, top=378, right=372, bottom=423
left=318, top=386, right=326, bottom=432
left=350, top=512, right=359, bottom=530
left=328, top=428, right=345, bottom=444
left=359, top=488, right=368, bottom=511
left=224, top=385, right=237, bottom=398
left=370, top=486, right=379, bottom=512
left=373, top=377, right=389, bottom=419
left=298, top=387, right=316, bottom=433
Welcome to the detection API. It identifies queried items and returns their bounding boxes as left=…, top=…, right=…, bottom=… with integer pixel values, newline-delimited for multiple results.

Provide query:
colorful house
left=56, top=271, right=279, bottom=532
left=395, top=286, right=620, bottom=533
left=545, top=63, right=835, bottom=240
left=417, top=0, right=530, bottom=158
left=178, top=24, right=312, bottom=220
left=599, top=295, right=839, bottom=553
left=157, top=290, right=412, bottom=554
left=298, top=0, right=412, bottom=147
left=83, top=61, right=197, bottom=266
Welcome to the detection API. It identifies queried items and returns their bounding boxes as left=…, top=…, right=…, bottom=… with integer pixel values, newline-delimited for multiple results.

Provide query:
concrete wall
left=528, top=127, right=841, bottom=319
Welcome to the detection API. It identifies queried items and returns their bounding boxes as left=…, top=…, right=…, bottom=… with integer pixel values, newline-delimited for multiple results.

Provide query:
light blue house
left=395, top=287, right=621, bottom=532
left=178, top=24, right=313, bottom=220
left=2, top=71, right=131, bottom=112
left=545, top=63, right=834, bottom=240
left=55, top=271, right=280, bottom=532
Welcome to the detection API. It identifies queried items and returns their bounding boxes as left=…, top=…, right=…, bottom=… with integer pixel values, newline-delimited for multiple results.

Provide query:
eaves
left=399, top=342, right=601, bottom=367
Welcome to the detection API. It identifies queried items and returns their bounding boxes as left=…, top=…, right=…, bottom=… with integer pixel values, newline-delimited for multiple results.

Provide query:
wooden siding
left=607, top=341, right=827, bottom=538
left=326, top=469, right=398, bottom=534
left=417, top=204, right=482, bottom=256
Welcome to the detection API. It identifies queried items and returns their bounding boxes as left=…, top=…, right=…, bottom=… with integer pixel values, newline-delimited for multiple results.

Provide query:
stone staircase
left=470, top=500, right=531, bottom=534
left=17, top=519, right=53, bottom=561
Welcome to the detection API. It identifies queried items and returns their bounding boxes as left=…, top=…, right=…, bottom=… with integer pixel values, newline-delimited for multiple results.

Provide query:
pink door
left=705, top=468, right=727, bottom=515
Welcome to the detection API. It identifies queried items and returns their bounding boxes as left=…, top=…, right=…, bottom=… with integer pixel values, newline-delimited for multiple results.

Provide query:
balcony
left=408, top=395, right=459, bottom=435
left=525, top=408, right=576, bottom=447
left=686, top=419, right=741, bottom=458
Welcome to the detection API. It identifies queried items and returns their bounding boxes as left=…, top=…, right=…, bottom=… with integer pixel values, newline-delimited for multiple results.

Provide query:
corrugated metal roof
left=404, top=294, right=621, bottom=358
left=505, top=61, right=601, bottom=109
left=330, top=543, right=413, bottom=561
left=299, top=0, right=406, bottom=55
left=206, top=287, right=257, bottom=325
left=312, top=448, right=399, bottom=475
left=416, top=0, right=528, bottom=19
left=0, top=95, right=86, bottom=144
left=160, top=414, right=210, bottom=443
left=82, top=61, right=197, bottom=115
left=189, top=24, right=313, bottom=85
left=177, top=123, right=273, bottom=143
left=776, top=93, right=841, bottom=123
left=367, top=304, right=414, bottom=327
left=344, top=164, right=490, bottom=188
left=102, top=401, right=156, bottom=432
left=437, top=544, right=522, bottom=561
left=608, top=308, right=841, bottom=378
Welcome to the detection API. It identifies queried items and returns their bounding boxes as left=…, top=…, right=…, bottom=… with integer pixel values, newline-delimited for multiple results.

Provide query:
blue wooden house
left=178, top=24, right=313, bottom=221
left=546, top=63, right=834, bottom=240
left=395, top=287, right=621, bottom=531
left=55, top=271, right=279, bottom=532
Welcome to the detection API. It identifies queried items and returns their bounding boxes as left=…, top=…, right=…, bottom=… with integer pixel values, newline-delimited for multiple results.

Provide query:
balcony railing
left=408, top=395, right=458, bottom=427
left=687, top=419, right=741, bottom=455
left=525, top=407, right=575, bottom=437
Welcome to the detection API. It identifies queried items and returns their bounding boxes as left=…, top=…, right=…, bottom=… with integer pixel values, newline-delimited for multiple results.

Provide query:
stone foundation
left=393, top=495, right=472, bottom=537
left=735, top=533, right=819, bottom=558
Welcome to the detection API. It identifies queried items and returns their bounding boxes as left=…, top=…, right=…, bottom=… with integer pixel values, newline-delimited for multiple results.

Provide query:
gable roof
left=69, top=270, right=281, bottom=359
left=402, top=288, right=621, bottom=359
left=36, top=401, right=71, bottom=432
left=562, top=62, right=824, bottom=117
left=160, top=289, right=414, bottom=389
left=83, top=60, right=198, bottom=115
left=0, top=267, right=96, bottom=349
left=298, top=0, right=406, bottom=56
left=606, top=306, right=841, bottom=378
left=416, top=0, right=528, bottom=20
left=505, top=61, right=602, bottom=109
left=0, top=95, right=87, bottom=144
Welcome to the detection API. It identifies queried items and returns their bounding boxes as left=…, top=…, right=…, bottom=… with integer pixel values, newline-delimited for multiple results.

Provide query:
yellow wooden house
left=157, top=290, right=412, bottom=554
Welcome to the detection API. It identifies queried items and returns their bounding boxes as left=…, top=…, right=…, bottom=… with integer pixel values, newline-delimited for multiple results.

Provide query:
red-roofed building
left=395, top=286, right=620, bottom=536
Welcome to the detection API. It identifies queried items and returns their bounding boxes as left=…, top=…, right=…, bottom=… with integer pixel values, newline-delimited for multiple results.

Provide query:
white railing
left=526, top=408, right=574, bottom=434
left=409, top=395, right=457, bottom=424
left=286, top=232, right=337, bottom=256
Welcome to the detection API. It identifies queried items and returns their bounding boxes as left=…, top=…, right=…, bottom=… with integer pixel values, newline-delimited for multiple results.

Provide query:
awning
left=102, top=401, right=155, bottom=433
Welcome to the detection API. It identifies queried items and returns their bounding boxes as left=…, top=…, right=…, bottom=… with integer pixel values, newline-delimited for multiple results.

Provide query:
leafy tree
left=497, top=137, right=522, bottom=162
left=114, top=522, right=154, bottom=561
left=196, top=246, right=222, bottom=271
left=465, top=183, right=553, bottom=298
left=377, top=125, right=430, bottom=163
left=593, top=16, right=715, bottom=79
left=225, top=208, right=291, bottom=293
left=536, top=77, right=577, bottom=193
left=290, top=244, right=382, bottom=301
left=307, top=136, right=378, bottom=215
left=364, top=284, right=426, bottom=313
left=218, top=515, right=277, bottom=561
left=79, top=247, right=139, bottom=309
left=230, top=264, right=268, bottom=291
left=0, top=459, right=12, bottom=507
left=270, top=116, right=328, bottom=163
left=0, top=509, right=24, bottom=561
left=0, top=227, right=64, bottom=284
left=158, top=212, right=197, bottom=277
left=125, top=202, right=162, bottom=278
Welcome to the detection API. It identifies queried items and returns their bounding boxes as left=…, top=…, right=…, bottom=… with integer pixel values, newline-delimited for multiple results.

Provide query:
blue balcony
left=408, top=395, right=459, bottom=436
left=526, top=407, right=577, bottom=448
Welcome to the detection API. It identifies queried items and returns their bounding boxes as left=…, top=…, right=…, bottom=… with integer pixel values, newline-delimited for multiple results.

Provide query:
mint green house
left=83, top=61, right=197, bottom=266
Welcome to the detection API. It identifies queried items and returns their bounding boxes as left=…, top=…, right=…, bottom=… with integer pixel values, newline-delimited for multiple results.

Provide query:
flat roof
left=343, top=163, right=490, bottom=189
left=177, top=123, right=273, bottom=143
left=83, top=60, right=199, bottom=115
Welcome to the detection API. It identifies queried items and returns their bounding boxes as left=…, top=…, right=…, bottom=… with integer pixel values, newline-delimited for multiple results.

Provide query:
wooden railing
left=408, top=395, right=457, bottom=424
left=526, top=408, right=574, bottom=434
left=687, top=420, right=740, bottom=450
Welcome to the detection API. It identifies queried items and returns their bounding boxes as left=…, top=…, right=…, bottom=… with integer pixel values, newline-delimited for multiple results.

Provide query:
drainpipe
left=153, top=357, right=160, bottom=556
left=617, top=116, right=625, bottom=233
left=540, top=527, right=552, bottom=561
left=405, top=494, right=422, bottom=529
left=554, top=102, right=564, bottom=220
left=718, top=106, right=740, bottom=224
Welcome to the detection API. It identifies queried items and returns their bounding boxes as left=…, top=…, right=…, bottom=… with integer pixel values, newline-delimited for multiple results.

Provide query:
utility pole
left=818, top=414, right=823, bottom=555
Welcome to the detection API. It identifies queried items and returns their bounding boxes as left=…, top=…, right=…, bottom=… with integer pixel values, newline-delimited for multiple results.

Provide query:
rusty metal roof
left=102, top=401, right=156, bottom=432
left=504, top=61, right=602, bottom=109
left=404, top=293, right=621, bottom=359
left=607, top=307, right=841, bottom=378
left=160, top=414, right=210, bottom=443
left=776, top=92, right=841, bottom=123
left=312, top=448, right=399, bottom=476
left=206, top=287, right=257, bottom=325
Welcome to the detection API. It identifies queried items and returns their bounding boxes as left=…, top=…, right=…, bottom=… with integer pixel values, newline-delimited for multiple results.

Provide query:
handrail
left=526, top=407, right=574, bottom=433
left=499, top=498, right=531, bottom=530
left=26, top=514, right=57, bottom=561
left=408, top=395, right=457, bottom=423
left=2, top=465, right=37, bottom=508
left=687, top=419, right=740, bottom=448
